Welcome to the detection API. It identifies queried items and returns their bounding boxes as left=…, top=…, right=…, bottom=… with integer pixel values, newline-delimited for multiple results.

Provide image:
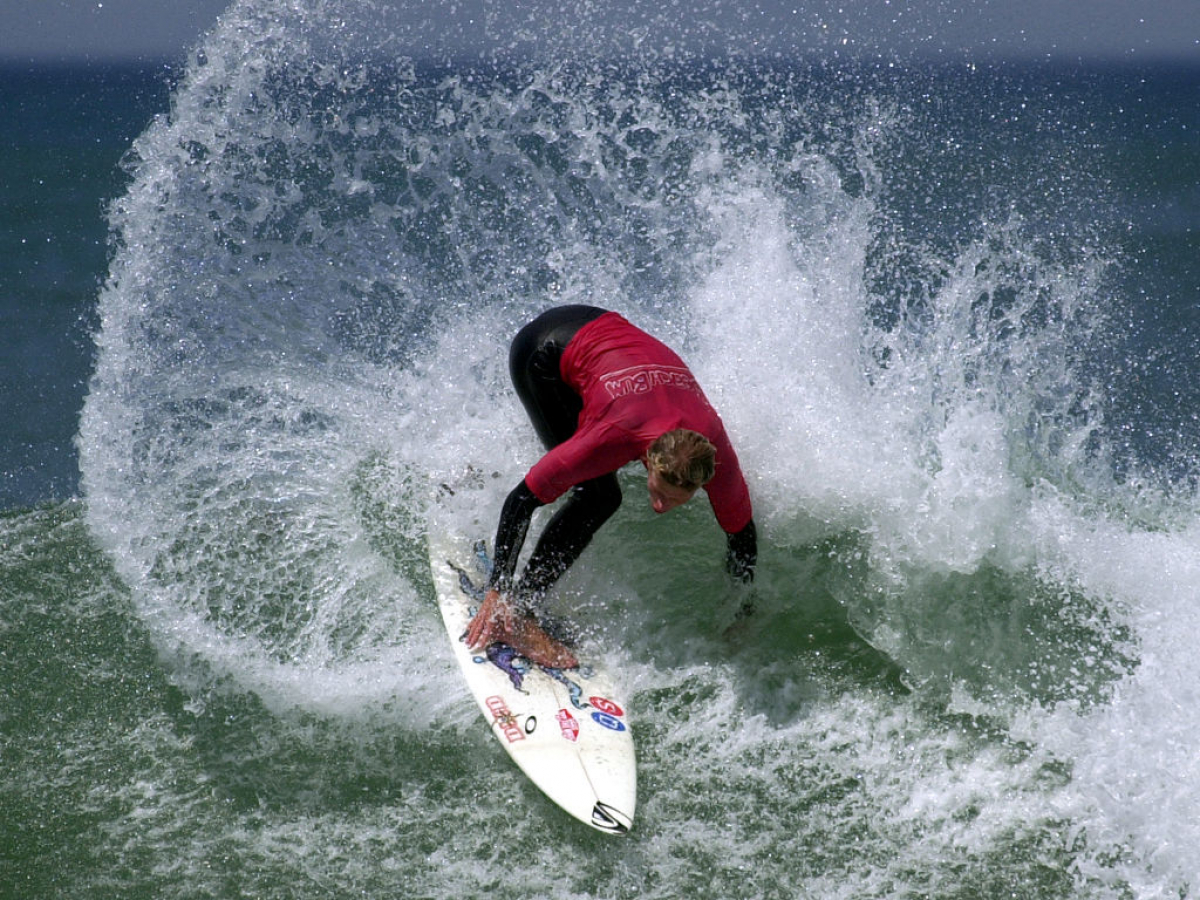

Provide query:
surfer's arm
left=467, top=480, right=538, bottom=653
left=471, top=479, right=578, bottom=668
left=725, top=518, right=757, bottom=584
left=720, top=519, right=758, bottom=634
left=488, top=479, right=544, bottom=592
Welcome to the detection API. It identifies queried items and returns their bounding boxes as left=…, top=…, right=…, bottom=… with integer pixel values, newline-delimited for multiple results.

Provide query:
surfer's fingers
left=466, top=589, right=507, bottom=648
left=465, top=602, right=490, bottom=647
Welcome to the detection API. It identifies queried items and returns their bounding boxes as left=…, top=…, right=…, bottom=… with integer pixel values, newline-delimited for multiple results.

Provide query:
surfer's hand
left=466, top=589, right=515, bottom=651
left=466, top=589, right=579, bottom=669
left=721, top=584, right=758, bottom=642
left=726, top=552, right=755, bottom=584
left=725, top=520, right=757, bottom=584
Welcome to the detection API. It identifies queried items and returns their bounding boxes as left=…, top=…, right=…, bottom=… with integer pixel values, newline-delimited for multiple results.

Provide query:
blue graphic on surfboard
left=431, top=532, right=637, bottom=834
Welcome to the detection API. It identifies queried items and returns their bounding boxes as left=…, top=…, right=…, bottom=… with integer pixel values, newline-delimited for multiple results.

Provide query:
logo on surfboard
left=556, top=708, right=580, bottom=742
left=588, top=696, right=627, bottom=732
left=486, top=695, right=525, bottom=743
left=589, top=696, right=624, bottom=717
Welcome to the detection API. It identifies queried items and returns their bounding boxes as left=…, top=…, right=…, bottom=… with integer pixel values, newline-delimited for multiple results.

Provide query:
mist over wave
left=72, top=0, right=1200, bottom=892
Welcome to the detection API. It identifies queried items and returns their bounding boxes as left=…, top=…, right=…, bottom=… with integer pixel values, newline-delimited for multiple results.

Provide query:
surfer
left=466, top=305, right=757, bottom=668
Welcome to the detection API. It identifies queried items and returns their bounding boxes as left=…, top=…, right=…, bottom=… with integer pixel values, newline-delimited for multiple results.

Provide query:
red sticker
left=589, top=696, right=624, bottom=717
left=486, top=695, right=525, bottom=743
left=555, top=708, right=580, bottom=742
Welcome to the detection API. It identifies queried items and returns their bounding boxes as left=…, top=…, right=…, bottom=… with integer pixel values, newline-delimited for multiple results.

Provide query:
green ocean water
left=1, top=498, right=1122, bottom=898
left=4, top=1, right=1200, bottom=897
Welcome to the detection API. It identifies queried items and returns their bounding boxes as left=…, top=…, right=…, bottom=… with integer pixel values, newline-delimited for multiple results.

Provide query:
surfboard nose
left=591, top=801, right=633, bottom=835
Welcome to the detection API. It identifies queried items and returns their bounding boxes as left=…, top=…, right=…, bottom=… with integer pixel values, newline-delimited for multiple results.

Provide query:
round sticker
left=591, top=711, right=627, bottom=732
left=589, top=696, right=624, bottom=717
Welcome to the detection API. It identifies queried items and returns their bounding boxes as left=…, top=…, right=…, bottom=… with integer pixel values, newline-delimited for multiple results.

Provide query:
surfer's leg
left=506, top=306, right=614, bottom=617
left=509, top=305, right=607, bottom=449
left=516, top=473, right=622, bottom=603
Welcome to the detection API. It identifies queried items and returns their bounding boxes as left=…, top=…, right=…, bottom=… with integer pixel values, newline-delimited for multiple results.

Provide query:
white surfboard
left=429, top=530, right=636, bottom=834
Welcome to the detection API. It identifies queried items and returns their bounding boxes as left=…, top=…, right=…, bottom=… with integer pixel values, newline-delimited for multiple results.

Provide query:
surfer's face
left=646, top=469, right=696, bottom=514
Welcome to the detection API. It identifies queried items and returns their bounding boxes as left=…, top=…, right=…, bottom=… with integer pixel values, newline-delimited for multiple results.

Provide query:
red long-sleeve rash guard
left=523, top=312, right=753, bottom=535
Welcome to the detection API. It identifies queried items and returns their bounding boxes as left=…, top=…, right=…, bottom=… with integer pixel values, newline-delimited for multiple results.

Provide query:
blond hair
left=647, top=429, right=716, bottom=490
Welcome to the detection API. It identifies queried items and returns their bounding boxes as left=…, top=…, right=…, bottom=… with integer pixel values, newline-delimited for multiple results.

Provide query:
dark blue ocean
left=3, top=1, right=1200, bottom=896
